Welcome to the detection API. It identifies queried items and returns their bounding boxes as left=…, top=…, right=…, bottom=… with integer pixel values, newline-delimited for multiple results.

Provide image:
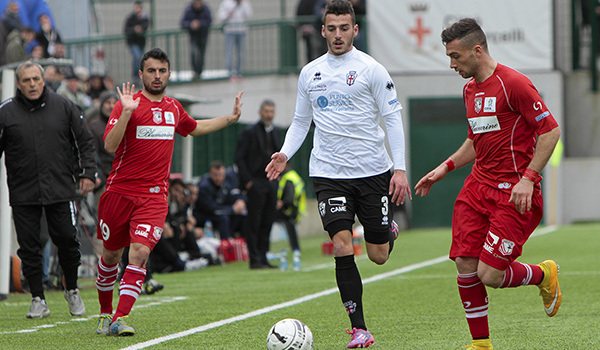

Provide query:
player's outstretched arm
left=415, top=138, right=475, bottom=197
left=191, top=91, right=243, bottom=136
left=265, top=152, right=288, bottom=181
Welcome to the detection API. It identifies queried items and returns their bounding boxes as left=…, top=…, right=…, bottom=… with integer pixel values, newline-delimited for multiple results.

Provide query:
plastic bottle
left=280, top=249, right=288, bottom=271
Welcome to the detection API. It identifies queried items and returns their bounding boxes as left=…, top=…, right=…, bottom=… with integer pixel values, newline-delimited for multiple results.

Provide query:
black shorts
left=313, top=171, right=393, bottom=244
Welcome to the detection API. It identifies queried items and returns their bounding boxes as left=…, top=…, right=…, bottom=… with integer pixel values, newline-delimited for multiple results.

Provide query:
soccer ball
left=266, top=318, right=313, bottom=350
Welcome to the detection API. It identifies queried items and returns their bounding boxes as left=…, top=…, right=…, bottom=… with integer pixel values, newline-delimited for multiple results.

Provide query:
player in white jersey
left=266, top=1, right=410, bottom=348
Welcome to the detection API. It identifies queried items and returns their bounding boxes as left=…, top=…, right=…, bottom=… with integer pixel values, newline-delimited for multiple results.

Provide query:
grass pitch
left=1, top=223, right=598, bottom=349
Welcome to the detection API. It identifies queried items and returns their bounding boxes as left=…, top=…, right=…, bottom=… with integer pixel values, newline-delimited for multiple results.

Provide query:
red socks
left=113, top=264, right=146, bottom=320
left=96, top=257, right=118, bottom=315
left=499, top=261, right=543, bottom=288
left=457, top=272, right=489, bottom=339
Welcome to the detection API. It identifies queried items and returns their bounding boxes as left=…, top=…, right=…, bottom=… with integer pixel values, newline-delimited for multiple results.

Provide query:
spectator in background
left=5, top=26, right=26, bottom=63
left=274, top=163, right=306, bottom=271
left=1, top=1, right=22, bottom=33
left=56, top=73, right=92, bottom=113
left=296, top=0, right=320, bottom=64
left=123, top=0, right=149, bottom=81
left=5, top=25, right=37, bottom=64
left=87, top=91, right=118, bottom=199
left=0, top=61, right=96, bottom=319
left=30, top=43, right=43, bottom=59
left=87, top=74, right=109, bottom=104
left=235, top=99, right=280, bottom=269
left=181, top=0, right=212, bottom=81
left=195, top=160, right=247, bottom=240
left=217, top=0, right=252, bottom=81
left=0, top=0, right=54, bottom=32
left=43, top=64, right=63, bottom=91
left=35, top=13, right=61, bottom=58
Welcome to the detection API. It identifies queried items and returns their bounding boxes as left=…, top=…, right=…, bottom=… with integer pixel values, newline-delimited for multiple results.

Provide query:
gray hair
left=15, top=61, right=45, bottom=81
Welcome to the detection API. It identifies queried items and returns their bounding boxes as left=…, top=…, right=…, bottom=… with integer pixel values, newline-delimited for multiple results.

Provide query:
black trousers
left=13, top=202, right=81, bottom=298
left=244, top=179, right=277, bottom=266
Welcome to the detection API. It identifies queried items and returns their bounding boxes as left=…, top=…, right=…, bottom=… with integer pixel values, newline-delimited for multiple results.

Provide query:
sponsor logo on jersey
left=153, top=226, right=163, bottom=241
left=134, top=224, right=151, bottom=238
left=535, top=111, right=550, bottom=122
left=109, top=118, right=118, bottom=125
left=483, top=97, right=496, bottom=112
left=149, top=186, right=161, bottom=193
left=313, top=71, right=321, bottom=81
left=346, top=71, right=357, bottom=86
left=328, top=196, right=347, bottom=213
left=468, top=115, right=500, bottom=134
left=386, top=81, right=395, bottom=90
left=474, top=97, right=482, bottom=113
left=153, top=110, right=162, bottom=124
left=136, top=125, right=175, bottom=140
left=388, top=98, right=399, bottom=105
left=317, top=96, right=328, bottom=108
left=164, top=111, right=175, bottom=124
left=498, top=182, right=512, bottom=189
left=499, top=238, right=515, bottom=256
left=483, top=231, right=499, bottom=254
left=309, top=83, right=327, bottom=93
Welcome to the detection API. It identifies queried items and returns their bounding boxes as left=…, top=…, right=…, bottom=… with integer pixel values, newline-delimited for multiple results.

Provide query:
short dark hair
left=260, top=99, right=275, bottom=110
left=322, top=0, right=355, bottom=25
left=209, top=160, right=225, bottom=170
left=140, top=47, right=171, bottom=71
left=441, top=18, right=487, bottom=51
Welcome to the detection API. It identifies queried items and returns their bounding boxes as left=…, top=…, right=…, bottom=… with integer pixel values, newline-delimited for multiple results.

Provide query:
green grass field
left=1, top=223, right=599, bottom=349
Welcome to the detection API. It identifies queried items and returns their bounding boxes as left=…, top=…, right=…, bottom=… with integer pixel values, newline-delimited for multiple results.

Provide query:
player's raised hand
left=265, top=152, right=287, bottom=181
left=231, top=91, right=244, bottom=123
left=117, top=82, right=140, bottom=112
left=414, top=164, right=449, bottom=197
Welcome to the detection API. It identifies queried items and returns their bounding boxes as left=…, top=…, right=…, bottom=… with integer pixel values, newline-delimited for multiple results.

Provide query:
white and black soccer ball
left=266, top=318, right=313, bottom=350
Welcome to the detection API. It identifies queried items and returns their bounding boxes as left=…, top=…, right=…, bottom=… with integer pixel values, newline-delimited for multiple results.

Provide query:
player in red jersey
left=414, top=19, right=561, bottom=350
left=95, top=47, right=243, bottom=336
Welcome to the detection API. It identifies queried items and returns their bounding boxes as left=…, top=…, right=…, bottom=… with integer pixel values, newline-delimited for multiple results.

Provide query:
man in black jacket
left=0, top=61, right=97, bottom=318
left=235, top=99, right=281, bottom=269
left=195, top=160, right=246, bottom=240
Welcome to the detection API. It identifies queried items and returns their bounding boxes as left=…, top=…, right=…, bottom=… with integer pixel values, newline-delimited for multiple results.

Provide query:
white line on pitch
left=120, top=225, right=557, bottom=350
left=120, top=255, right=450, bottom=350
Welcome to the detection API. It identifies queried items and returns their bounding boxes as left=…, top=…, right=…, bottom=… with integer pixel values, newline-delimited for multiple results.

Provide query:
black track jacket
left=0, top=88, right=97, bottom=206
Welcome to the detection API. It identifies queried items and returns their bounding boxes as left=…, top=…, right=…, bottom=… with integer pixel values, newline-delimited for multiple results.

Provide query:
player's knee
left=478, top=271, right=502, bottom=288
left=369, top=254, right=388, bottom=265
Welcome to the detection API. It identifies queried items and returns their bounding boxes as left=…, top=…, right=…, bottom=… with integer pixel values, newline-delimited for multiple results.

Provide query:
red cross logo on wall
left=409, top=17, right=431, bottom=47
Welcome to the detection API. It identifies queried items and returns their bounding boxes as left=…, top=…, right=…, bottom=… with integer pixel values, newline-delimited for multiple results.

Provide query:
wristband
left=444, top=158, right=456, bottom=172
left=522, top=168, right=542, bottom=184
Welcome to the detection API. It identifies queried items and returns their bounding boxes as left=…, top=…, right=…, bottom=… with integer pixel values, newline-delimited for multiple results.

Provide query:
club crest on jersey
left=346, top=71, right=357, bottom=86
left=499, top=238, right=515, bottom=256
left=474, top=97, right=482, bottom=113
left=153, top=110, right=162, bottom=124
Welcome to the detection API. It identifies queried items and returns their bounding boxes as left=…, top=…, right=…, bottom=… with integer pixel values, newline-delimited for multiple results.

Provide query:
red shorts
left=97, top=191, right=168, bottom=251
left=450, top=176, right=543, bottom=270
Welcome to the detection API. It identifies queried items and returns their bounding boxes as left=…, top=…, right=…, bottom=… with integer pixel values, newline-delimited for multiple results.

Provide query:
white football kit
left=280, top=48, right=405, bottom=179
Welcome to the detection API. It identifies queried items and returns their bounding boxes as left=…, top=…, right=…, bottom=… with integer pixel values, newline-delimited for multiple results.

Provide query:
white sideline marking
left=0, top=296, right=188, bottom=335
left=121, top=225, right=558, bottom=350
left=120, top=255, right=450, bottom=350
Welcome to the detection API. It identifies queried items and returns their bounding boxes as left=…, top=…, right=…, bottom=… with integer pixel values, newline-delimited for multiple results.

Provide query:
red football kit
left=450, top=64, right=559, bottom=269
left=97, top=91, right=197, bottom=250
